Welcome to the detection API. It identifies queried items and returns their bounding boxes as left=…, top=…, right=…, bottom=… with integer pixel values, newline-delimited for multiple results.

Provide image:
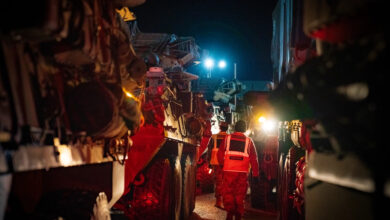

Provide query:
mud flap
left=181, top=155, right=195, bottom=219
left=171, top=156, right=182, bottom=220
left=114, top=158, right=172, bottom=219
left=124, top=125, right=165, bottom=195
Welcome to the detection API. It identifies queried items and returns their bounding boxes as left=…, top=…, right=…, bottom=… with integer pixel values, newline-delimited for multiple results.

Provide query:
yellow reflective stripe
left=223, top=169, right=248, bottom=173
left=226, top=151, right=249, bottom=157
left=213, top=134, right=217, bottom=149
left=226, top=135, right=231, bottom=151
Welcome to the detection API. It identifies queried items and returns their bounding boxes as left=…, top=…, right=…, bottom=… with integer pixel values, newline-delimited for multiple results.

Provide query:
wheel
left=171, top=156, right=182, bottom=220
left=279, top=146, right=305, bottom=220
left=294, top=157, right=306, bottom=219
left=181, top=155, right=196, bottom=219
left=277, top=153, right=285, bottom=220
left=281, top=152, right=291, bottom=220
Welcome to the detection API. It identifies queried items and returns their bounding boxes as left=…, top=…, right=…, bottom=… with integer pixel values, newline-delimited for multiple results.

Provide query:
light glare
left=262, top=120, right=276, bottom=132
left=58, top=145, right=73, bottom=166
left=258, top=116, right=266, bottom=123
left=122, top=87, right=139, bottom=102
left=211, top=125, right=220, bottom=135
left=218, top=60, right=226, bottom=68
left=205, top=58, right=214, bottom=68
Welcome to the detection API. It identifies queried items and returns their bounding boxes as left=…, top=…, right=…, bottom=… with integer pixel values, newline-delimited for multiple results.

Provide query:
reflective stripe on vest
left=223, top=134, right=250, bottom=173
left=210, top=132, right=227, bottom=165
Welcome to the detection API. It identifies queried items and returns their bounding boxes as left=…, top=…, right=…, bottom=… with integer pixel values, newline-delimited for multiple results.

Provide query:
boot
left=215, top=197, right=223, bottom=209
left=226, top=212, right=234, bottom=220
left=235, top=212, right=242, bottom=220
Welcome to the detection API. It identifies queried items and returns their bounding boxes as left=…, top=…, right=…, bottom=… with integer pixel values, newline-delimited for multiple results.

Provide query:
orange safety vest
left=223, top=134, right=250, bottom=173
left=210, top=132, right=228, bottom=165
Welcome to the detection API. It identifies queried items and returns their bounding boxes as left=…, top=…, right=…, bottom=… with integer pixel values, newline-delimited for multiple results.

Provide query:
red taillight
left=157, top=86, right=164, bottom=95
left=139, top=192, right=159, bottom=206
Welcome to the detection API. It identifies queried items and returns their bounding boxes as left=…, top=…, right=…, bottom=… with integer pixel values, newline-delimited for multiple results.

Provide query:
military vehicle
left=0, top=1, right=211, bottom=219
left=269, top=0, right=388, bottom=219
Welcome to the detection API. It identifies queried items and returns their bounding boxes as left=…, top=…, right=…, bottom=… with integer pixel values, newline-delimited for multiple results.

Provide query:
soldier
left=207, top=121, right=229, bottom=208
left=217, top=120, right=259, bottom=220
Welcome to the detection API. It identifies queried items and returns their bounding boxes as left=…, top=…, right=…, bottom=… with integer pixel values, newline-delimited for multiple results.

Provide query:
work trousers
left=213, top=165, right=223, bottom=199
left=222, top=171, right=248, bottom=214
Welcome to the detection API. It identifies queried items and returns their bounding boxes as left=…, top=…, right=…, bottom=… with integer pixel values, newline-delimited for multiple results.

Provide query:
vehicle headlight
left=256, top=115, right=278, bottom=134
left=262, top=119, right=277, bottom=132
left=258, top=116, right=266, bottom=123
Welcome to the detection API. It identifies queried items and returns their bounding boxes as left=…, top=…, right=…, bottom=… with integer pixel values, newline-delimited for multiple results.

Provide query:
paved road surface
left=190, top=193, right=277, bottom=220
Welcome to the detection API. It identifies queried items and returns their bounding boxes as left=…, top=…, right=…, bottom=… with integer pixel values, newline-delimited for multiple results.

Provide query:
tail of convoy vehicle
left=269, top=0, right=388, bottom=219
left=0, top=1, right=210, bottom=219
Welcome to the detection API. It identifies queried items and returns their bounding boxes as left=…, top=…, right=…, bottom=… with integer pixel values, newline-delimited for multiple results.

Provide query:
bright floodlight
left=262, top=120, right=276, bottom=132
left=205, top=58, right=214, bottom=68
left=258, top=116, right=266, bottom=123
left=218, top=60, right=226, bottom=68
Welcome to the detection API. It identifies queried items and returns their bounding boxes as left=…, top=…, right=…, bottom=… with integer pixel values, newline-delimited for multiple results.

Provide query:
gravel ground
left=190, top=193, right=277, bottom=220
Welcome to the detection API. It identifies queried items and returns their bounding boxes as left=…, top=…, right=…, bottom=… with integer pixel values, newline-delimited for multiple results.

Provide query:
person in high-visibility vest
left=217, top=120, right=259, bottom=220
left=207, top=121, right=229, bottom=208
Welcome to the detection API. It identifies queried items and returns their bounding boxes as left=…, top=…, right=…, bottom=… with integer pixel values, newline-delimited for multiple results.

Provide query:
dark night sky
left=132, top=0, right=277, bottom=81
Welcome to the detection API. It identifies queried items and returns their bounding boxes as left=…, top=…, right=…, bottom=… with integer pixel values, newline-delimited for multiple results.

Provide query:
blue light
left=205, top=58, right=214, bottom=68
left=218, top=60, right=226, bottom=69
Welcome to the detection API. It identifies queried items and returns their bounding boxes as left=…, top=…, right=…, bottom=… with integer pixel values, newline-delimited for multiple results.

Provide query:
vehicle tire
left=181, top=155, right=196, bottom=219
left=171, top=156, right=182, bottom=220
left=279, top=146, right=305, bottom=220
left=277, top=153, right=285, bottom=220
left=281, top=152, right=291, bottom=220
